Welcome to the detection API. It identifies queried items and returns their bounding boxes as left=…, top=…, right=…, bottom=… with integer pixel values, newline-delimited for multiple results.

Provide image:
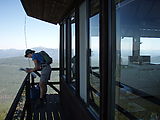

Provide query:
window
left=70, top=13, right=76, bottom=87
left=63, top=21, right=67, bottom=78
left=115, top=0, right=160, bottom=119
left=88, top=0, right=100, bottom=115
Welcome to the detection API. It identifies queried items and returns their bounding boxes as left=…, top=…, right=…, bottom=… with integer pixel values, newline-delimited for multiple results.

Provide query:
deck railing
left=90, top=70, right=160, bottom=120
left=5, top=68, right=60, bottom=120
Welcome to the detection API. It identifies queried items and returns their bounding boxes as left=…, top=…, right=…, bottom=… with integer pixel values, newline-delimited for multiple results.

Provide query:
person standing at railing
left=71, top=56, right=76, bottom=80
left=24, top=49, right=52, bottom=105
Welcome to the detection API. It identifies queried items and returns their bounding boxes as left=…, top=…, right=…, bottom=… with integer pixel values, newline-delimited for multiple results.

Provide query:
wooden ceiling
left=21, top=0, right=82, bottom=24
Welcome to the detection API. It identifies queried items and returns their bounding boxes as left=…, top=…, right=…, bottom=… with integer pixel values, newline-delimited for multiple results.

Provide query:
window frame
left=100, top=0, right=116, bottom=120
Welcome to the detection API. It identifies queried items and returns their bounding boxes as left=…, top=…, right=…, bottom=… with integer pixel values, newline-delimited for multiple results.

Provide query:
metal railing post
left=26, top=74, right=32, bottom=120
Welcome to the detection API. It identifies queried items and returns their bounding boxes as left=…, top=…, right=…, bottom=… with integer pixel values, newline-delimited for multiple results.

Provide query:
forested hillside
left=0, top=48, right=59, bottom=119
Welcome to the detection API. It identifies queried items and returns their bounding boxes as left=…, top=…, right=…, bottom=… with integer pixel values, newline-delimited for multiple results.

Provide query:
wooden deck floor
left=31, top=94, right=65, bottom=120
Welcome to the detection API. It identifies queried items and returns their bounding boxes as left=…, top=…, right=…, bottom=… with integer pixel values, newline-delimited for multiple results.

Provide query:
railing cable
left=24, top=16, right=31, bottom=67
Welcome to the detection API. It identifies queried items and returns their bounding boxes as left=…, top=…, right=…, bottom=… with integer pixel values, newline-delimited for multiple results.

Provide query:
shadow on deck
left=31, top=94, right=65, bottom=120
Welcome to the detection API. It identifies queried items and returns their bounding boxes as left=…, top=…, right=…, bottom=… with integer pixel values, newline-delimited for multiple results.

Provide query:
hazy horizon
left=0, top=46, right=59, bottom=50
left=0, top=0, right=59, bottom=50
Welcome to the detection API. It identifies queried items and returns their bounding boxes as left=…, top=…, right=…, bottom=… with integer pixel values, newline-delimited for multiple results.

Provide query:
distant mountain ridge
left=0, top=47, right=59, bottom=60
left=0, top=49, right=24, bottom=58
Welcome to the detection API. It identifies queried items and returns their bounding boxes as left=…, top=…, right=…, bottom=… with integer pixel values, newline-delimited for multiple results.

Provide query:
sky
left=121, top=37, right=160, bottom=51
left=0, top=0, right=59, bottom=50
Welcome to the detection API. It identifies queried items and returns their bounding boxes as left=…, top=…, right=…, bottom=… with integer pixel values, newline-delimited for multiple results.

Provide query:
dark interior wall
left=60, top=79, right=93, bottom=120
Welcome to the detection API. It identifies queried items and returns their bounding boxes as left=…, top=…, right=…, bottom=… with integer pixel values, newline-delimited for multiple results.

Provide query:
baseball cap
left=24, top=49, right=35, bottom=57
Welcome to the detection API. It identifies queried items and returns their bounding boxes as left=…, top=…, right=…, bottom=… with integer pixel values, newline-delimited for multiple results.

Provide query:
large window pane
left=115, top=0, right=160, bottom=119
left=63, top=21, right=66, bottom=76
left=71, top=14, right=76, bottom=83
left=88, top=0, right=100, bottom=115
left=70, top=12, right=78, bottom=90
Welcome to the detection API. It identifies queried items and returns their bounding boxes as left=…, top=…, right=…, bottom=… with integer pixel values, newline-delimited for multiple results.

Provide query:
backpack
left=39, top=51, right=53, bottom=64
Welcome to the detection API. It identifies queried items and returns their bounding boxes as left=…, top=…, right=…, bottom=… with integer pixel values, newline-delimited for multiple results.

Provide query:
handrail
left=32, top=81, right=60, bottom=85
left=90, top=70, right=160, bottom=120
left=90, top=86, right=100, bottom=97
left=115, top=105, right=139, bottom=120
left=51, top=68, right=60, bottom=71
left=33, top=68, right=60, bottom=93
left=5, top=73, right=30, bottom=120
left=48, top=83, right=60, bottom=93
left=88, top=70, right=100, bottom=114
left=5, top=68, right=61, bottom=120
left=91, top=71, right=160, bottom=106
left=116, top=81, right=160, bottom=106
left=34, top=67, right=60, bottom=77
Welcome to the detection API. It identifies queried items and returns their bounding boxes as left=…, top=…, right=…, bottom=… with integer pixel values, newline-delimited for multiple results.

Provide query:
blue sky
left=0, top=0, right=59, bottom=50
left=121, top=37, right=160, bottom=51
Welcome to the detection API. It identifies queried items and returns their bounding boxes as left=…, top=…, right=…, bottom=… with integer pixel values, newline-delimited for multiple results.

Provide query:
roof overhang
left=20, top=0, right=82, bottom=24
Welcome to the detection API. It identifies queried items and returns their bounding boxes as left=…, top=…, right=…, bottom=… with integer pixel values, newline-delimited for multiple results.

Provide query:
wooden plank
left=46, top=111, right=53, bottom=120
left=31, top=94, right=63, bottom=120
left=33, top=111, right=40, bottom=120
left=40, top=111, right=46, bottom=120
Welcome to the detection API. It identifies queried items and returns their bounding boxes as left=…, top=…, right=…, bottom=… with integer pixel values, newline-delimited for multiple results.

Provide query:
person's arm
left=26, top=60, right=41, bottom=72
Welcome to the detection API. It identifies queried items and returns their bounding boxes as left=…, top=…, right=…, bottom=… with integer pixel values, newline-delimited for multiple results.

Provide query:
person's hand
left=26, top=68, right=33, bottom=73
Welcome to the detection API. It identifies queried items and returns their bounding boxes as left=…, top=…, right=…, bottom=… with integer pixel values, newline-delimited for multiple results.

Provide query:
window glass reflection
left=115, top=0, right=160, bottom=119
left=89, top=13, right=100, bottom=114
left=71, top=23, right=76, bottom=82
left=63, top=22, right=66, bottom=76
